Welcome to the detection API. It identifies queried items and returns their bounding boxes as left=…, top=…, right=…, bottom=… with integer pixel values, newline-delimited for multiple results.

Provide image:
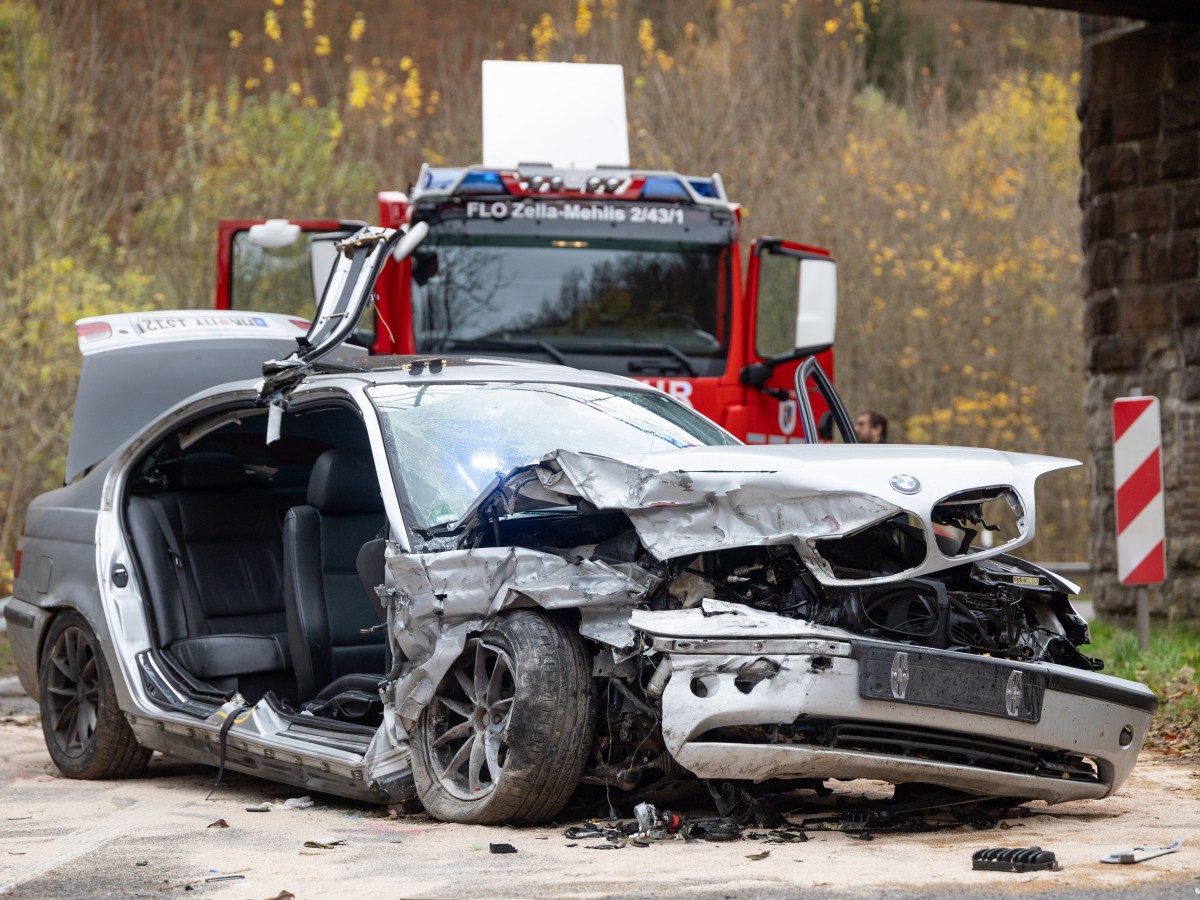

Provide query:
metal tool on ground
left=1100, top=839, right=1183, bottom=864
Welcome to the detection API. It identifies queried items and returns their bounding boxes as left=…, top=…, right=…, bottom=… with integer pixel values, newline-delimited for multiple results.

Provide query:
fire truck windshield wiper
left=623, top=342, right=697, bottom=377
left=440, top=338, right=568, bottom=365
left=553, top=339, right=698, bottom=377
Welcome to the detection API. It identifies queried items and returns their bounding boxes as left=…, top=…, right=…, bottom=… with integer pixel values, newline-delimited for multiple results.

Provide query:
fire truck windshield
left=410, top=236, right=731, bottom=364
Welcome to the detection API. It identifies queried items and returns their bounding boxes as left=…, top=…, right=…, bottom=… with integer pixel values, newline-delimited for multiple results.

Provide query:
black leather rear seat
left=127, top=452, right=293, bottom=697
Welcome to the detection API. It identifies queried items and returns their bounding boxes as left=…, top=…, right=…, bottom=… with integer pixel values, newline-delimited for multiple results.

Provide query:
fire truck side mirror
left=247, top=219, right=302, bottom=249
left=794, top=257, right=837, bottom=353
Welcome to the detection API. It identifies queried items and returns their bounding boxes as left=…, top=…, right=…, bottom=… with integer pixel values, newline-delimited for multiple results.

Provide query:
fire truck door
left=740, top=237, right=838, bottom=438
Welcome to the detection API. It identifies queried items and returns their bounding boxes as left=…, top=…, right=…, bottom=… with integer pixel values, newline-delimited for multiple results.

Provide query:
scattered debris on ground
left=560, top=783, right=1025, bottom=849
left=1100, top=839, right=1183, bottom=864
left=971, top=847, right=1061, bottom=873
left=245, top=796, right=314, bottom=813
left=302, top=838, right=345, bottom=850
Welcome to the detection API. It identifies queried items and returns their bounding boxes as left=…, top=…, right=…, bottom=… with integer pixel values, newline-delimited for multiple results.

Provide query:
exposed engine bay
left=388, top=444, right=1102, bottom=798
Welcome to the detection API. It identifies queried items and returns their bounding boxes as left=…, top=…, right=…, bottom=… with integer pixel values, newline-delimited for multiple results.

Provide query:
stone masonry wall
left=1080, top=19, right=1200, bottom=619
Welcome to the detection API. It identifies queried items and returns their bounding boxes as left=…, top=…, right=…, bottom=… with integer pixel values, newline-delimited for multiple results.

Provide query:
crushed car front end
left=636, top=602, right=1154, bottom=803
left=376, top=437, right=1156, bottom=809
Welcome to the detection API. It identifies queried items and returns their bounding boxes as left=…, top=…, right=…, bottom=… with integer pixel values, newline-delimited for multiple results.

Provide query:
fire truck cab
left=215, top=63, right=838, bottom=444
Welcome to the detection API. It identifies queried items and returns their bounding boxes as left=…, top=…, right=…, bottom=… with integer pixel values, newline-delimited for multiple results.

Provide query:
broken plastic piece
left=1100, top=840, right=1182, bottom=864
left=630, top=802, right=681, bottom=839
left=634, top=802, right=656, bottom=835
left=563, top=824, right=605, bottom=840
left=489, top=843, right=518, bottom=854
left=245, top=796, right=313, bottom=812
left=683, top=818, right=741, bottom=842
left=303, top=839, right=346, bottom=849
left=972, top=846, right=1061, bottom=872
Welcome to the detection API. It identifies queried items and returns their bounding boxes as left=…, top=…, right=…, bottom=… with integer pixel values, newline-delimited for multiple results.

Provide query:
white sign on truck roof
left=482, top=60, right=629, bottom=171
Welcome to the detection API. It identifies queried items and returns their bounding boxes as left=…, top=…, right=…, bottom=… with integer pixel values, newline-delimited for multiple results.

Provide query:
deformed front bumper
left=639, top=619, right=1157, bottom=804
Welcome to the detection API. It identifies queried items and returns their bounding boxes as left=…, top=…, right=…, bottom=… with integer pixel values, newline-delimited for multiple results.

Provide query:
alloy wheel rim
left=44, top=626, right=100, bottom=759
left=427, top=638, right=515, bottom=801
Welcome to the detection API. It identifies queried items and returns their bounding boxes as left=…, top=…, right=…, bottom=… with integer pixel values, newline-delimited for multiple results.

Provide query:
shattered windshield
left=410, top=237, right=730, bottom=358
left=369, top=381, right=737, bottom=531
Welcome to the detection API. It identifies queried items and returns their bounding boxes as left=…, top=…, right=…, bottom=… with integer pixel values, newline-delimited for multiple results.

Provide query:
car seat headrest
left=308, top=450, right=384, bottom=514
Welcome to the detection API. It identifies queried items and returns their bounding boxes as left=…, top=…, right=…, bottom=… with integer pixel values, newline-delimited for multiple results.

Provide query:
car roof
left=310, top=354, right=647, bottom=390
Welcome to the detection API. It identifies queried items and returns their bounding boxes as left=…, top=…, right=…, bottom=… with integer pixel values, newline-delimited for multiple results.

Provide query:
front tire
left=38, top=611, right=151, bottom=779
left=411, top=610, right=595, bottom=824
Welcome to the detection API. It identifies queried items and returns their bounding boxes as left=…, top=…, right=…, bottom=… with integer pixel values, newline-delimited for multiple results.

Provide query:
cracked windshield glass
left=370, top=381, right=736, bottom=531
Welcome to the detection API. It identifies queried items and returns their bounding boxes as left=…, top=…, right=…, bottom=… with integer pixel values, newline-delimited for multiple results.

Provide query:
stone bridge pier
left=1079, top=18, right=1200, bottom=619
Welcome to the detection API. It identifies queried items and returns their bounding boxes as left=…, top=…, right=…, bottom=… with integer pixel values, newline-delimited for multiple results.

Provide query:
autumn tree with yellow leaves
left=0, top=0, right=1087, bottom=590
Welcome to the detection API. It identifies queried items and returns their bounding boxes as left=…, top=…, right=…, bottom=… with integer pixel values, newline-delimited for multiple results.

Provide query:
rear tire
left=411, top=610, right=595, bottom=824
left=38, top=611, right=151, bottom=779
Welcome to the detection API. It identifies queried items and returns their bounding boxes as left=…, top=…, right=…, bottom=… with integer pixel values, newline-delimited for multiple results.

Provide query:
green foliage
left=1088, top=620, right=1200, bottom=750
left=139, top=82, right=379, bottom=307
left=0, top=1, right=97, bottom=280
left=0, top=253, right=161, bottom=562
left=0, top=2, right=163, bottom=566
left=862, top=1, right=934, bottom=101
left=0, top=0, right=1093, bottom=570
left=0, top=633, right=14, bottom=678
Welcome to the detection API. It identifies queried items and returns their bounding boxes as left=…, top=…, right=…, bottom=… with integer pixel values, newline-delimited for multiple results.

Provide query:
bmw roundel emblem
left=889, top=474, right=921, bottom=494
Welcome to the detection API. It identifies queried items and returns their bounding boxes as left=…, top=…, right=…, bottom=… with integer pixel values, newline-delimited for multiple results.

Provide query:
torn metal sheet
left=632, top=598, right=854, bottom=640
left=447, top=444, right=1076, bottom=586
left=383, top=545, right=656, bottom=732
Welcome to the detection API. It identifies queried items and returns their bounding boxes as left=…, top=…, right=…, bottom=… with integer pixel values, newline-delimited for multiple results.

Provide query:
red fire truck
left=215, top=166, right=836, bottom=444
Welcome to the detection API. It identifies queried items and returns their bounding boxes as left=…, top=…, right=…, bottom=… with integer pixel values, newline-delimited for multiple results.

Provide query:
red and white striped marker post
left=1113, top=394, right=1165, bottom=650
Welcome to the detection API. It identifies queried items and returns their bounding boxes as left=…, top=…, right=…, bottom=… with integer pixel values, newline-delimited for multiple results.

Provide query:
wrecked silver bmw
left=6, top=227, right=1156, bottom=825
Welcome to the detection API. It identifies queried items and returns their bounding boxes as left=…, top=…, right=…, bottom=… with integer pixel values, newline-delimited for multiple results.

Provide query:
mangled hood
left=451, top=443, right=1079, bottom=586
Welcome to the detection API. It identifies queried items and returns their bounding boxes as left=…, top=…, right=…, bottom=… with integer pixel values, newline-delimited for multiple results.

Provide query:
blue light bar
left=688, top=178, right=718, bottom=199
left=640, top=176, right=691, bottom=200
left=458, top=171, right=506, bottom=193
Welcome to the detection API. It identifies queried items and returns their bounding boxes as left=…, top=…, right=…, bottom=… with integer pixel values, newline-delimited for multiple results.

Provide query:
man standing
left=854, top=410, right=888, bottom=443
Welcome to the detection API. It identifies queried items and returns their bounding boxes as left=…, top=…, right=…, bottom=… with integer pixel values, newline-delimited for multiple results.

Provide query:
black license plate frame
left=858, top=644, right=1046, bottom=723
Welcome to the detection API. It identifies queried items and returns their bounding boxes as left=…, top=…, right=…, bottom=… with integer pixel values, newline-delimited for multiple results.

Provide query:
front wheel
left=38, top=611, right=151, bottom=779
left=411, top=610, right=595, bottom=824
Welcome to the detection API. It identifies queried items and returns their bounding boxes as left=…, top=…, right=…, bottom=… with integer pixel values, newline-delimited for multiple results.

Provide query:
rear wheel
left=411, top=610, right=595, bottom=824
left=38, top=611, right=151, bottom=779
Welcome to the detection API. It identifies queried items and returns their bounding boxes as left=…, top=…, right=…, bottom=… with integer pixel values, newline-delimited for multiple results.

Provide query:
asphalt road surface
left=0, top=683, right=1196, bottom=899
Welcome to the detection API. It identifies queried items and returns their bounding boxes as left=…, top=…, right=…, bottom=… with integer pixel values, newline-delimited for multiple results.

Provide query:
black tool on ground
left=972, top=846, right=1061, bottom=872
left=489, top=843, right=518, bottom=854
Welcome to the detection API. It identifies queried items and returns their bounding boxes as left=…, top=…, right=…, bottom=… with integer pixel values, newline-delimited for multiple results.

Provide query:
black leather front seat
left=127, top=452, right=293, bottom=700
left=283, top=450, right=388, bottom=703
